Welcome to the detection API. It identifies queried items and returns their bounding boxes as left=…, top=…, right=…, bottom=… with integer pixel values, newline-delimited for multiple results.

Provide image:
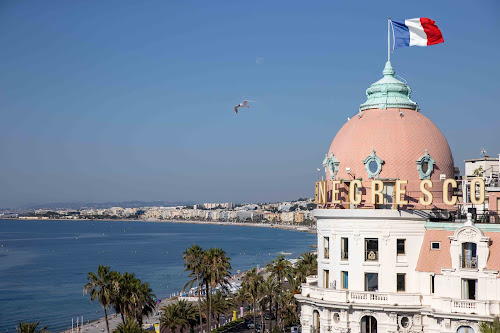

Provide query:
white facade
left=296, top=209, right=500, bottom=333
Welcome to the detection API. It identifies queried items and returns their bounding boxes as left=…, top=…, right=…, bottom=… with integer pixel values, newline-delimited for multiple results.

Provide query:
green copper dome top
left=359, top=61, right=418, bottom=111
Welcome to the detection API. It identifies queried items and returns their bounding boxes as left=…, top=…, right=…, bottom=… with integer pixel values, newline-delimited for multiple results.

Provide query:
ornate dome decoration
left=359, top=61, right=418, bottom=111
left=323, top=153, right=339, bottom=180
left=416, top=150, right=436, bottom=179
left=363, top=149, right=384, bottom=179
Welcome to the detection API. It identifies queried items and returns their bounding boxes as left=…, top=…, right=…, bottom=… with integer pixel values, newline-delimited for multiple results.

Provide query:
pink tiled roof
left=485, top=232, right=500, bottom=273
left=416, top=230, right=500, bottom=275
left=416, top=230, right=453, bottom=274
left=327, top=108, right=455, bottom=209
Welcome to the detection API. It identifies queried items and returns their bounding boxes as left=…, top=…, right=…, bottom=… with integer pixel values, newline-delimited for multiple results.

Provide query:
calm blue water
left=0, top=219, right=315, bottom=333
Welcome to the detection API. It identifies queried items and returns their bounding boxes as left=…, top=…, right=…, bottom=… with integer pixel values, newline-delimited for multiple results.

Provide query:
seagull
left=399, top=111, right=404, bottom=118
left=234, top=100, right=254, bottom=114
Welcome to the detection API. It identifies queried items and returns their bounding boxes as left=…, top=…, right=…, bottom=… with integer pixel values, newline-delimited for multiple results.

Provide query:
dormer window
left=363, top=149, right=384, bottom=179
left=416, top=150, right=435, bottom=180
left=323, top=153, right=340, bottom=180
left=461, top=242, right=477, bottom=269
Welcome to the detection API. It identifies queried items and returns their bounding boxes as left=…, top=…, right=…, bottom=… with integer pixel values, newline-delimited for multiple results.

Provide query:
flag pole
left=388, top=17, right=391, bottom=62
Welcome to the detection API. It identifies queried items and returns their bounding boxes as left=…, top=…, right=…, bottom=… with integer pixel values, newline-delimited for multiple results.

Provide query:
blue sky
left=0, top=1, right=499, bottom=208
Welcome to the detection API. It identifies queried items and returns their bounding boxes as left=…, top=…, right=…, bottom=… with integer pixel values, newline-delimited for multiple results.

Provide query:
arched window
left=312, top=310, right=320, bottom=333
left=361, top=315, right=377, bottom=333
left=363, top=149, right=384, bottom=179
left=416, top=150, right=435, bottom=180
left=457, top=326, right=474, bottom=333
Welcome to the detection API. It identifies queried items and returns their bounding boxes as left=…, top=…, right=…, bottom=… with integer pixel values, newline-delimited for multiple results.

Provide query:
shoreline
left=3, top=217, right=317, bottom=234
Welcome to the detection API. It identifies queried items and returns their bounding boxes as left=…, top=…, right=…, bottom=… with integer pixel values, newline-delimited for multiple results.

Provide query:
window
left=341, top=237, right=348, bottom=260
left=324, top=237, right=330, bottom=259
left=342, top=271, right=348, bottom=289
left=365, top=238, right=378, bottom=261
left=462, top=279, right=476, bottom=300
left=400, top=317, right=410, bottom=329
left=416, top=150, right=435, bottom=179
left=457, top=326, right=475, bottom=333
left=461, top=242, right=477, bottom=268
left=324, top=270, right=329, bottom=289
left=397, top=239, right=406, bottom=255
left=397, top=273, right=406, bottom=292
left=365, top=273, right=378, bottom=291
left=430, top=275, right=435, bottom=294
left=363, top=149, right=384, bottom=179
left=431, top=242, right=440, bottom=250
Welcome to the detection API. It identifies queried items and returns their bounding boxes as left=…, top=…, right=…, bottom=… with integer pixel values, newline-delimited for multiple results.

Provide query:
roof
left=416, top=229, right=500, bottom=275
left=415, top=230, right=453, bottom=274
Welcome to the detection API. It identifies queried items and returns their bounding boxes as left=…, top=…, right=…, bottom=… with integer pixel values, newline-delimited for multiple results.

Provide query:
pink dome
left=326, top=107, right=455, bottom=209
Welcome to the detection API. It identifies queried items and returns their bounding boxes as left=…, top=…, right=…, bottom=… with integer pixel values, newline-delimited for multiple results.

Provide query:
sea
left=0, top=219, right=316, bottom=333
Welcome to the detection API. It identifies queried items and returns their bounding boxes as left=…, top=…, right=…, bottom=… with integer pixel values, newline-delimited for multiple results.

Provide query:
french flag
left=392, top=18, right=444, bottom=49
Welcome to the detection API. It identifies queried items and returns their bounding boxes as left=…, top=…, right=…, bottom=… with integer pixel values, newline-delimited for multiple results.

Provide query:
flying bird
left=234, top=100, right=254, bottom=114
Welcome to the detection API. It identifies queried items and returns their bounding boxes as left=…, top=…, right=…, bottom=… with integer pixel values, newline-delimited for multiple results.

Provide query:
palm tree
left=161, top=300, right=196, bottom=333
left=242, top=268, right=264, bottom=333
left=134, top=281, right=157, bottom=326
left=83, top=265, right=117, bottom=333
left=112, top=319, right=143, bottom=333
left=201, top=248, right=232, bottom=333
left=161, top=302, right=185, bottom=333
left=183, top=244, right=205, bottom=331
left=209, top=291, right=232, bottom=327
left=266, top=255, right=292, bottom=329
left=480, top=317, right=500, bottom=333
left=16, top=322, right=49, bottom=333
left=295, top=252, right=317, bottom=283
left=176, top=299, right=199, bottom=333
left=259, top=275, right=279, bottom=331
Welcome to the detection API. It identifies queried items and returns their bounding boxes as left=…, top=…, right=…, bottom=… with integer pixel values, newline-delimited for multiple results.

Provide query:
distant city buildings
left=6, top=199, right=316, bottom=225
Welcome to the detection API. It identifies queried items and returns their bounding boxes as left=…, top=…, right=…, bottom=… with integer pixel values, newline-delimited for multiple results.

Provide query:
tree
left=201, top=248, right=232, bottom=333
left=480, top=317, right=500, bottom=333
left=84, top=265, right=117, bottom=333
left=259, top=275, right=279, bottom=331
left=161, top=302, right=186, bottom=333
left=183, top=244, right=205, bottom=331
left=176, top=299, right=199, bottom=333
left=208, top=291, right=232, bottom=326
left=16, top=322, right=49, bottom=333
left=112, top=319, right=143, bottom=333
left=242, top=268, right=264, bottom=333
left=295, top=252, right=317, bottom=284
left=266, top=255, right=292, bottom=329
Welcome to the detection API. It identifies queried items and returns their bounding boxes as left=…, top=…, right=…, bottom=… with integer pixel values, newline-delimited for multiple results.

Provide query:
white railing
left=300, top=283, right=500, bottom=316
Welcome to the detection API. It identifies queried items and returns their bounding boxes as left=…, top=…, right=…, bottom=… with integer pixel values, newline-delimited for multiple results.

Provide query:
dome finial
left=383, top=61, right=395, bottom=77
left=359, top=61, right=418, bottom=111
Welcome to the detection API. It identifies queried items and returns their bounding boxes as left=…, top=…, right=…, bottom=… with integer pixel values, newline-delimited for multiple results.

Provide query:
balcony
left=460, top=255, right=478, bottom=269
left=300, top=285, right=420, bottom=306
left=341, top=251, right=348, bottom=260
left=324, top=248, right=330, bottom=259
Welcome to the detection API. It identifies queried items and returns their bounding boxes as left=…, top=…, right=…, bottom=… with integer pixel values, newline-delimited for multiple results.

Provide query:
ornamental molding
left=363, top=149, right=384, bottom=179
left=323, top=153, right=340, bottom=180
left=450, top=225, right=488, bottom=243
left=416, top=149, right=436, bottom=180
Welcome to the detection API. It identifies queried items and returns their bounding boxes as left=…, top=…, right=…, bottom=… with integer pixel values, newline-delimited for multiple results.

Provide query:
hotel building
left=297, top=61, right=500, bottom=333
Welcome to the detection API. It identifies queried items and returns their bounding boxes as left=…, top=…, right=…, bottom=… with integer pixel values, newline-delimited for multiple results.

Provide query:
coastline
left=5, top=217, right=317, bottom=234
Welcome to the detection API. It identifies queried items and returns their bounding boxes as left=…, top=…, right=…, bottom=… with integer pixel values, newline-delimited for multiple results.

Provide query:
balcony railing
left=365, top=250, right=378, bottom=261
left=460, top=255, right=478, bottom=268
left=324, top=248, right=329, bottom=259
left=341, top=251, right=348, bottom=260
left=299, top=283, right=500, bottom=317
